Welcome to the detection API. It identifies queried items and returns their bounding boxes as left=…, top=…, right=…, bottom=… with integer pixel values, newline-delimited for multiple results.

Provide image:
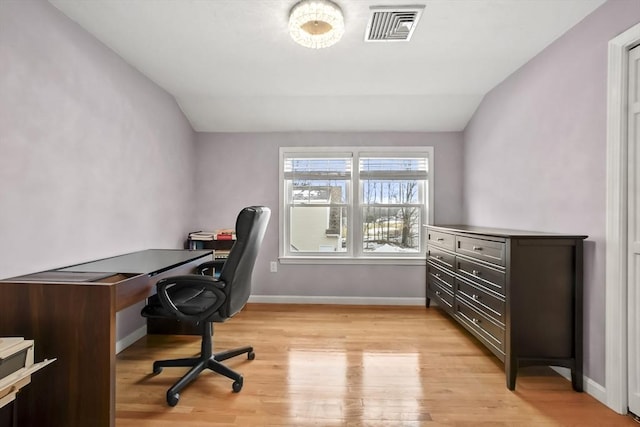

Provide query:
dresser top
left=429, top=224, right=588, bottom=240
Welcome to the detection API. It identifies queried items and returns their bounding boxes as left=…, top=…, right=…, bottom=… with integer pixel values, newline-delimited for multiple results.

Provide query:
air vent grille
left=365, top=5, right=425, bottom=42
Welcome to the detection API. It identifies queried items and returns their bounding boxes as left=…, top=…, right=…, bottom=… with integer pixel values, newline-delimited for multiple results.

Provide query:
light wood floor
left=116, top=304, right=637, bottom=426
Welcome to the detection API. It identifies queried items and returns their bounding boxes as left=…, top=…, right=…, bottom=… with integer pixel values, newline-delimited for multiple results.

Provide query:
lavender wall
left=194, top=132, right=463, bottom=300
left=0, top=0, right=197, bottom=338
left=463, top=0, right=640, bottom=386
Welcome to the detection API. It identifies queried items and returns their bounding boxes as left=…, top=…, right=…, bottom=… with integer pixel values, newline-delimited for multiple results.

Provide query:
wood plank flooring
left=116, top=304, right=637, bottom=426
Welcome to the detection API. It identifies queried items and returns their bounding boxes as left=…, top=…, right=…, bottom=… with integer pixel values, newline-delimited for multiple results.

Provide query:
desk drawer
left=427, top=230, right=455, bottom=251
left=456, top=236, right=506, bottom=266
left=457, top=257, right=506, bottom=296
left=456, top=278, right=505, bottom=325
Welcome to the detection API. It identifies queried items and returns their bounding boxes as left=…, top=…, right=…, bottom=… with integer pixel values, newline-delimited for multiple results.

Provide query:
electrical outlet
left=270, top=261, right=278, bottom=273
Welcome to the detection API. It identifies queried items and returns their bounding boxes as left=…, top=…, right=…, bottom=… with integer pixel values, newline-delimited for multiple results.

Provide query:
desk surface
left=57, top=249, right=212, bottom=276
left=7, top=249, right=212, bottom=282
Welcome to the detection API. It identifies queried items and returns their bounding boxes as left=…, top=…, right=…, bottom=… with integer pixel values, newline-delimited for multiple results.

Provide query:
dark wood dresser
left=425, top=225, right=587, bottom=391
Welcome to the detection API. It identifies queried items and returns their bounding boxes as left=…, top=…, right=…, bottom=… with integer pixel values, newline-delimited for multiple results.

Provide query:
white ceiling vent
left=365, top=5, right=425, bottom=42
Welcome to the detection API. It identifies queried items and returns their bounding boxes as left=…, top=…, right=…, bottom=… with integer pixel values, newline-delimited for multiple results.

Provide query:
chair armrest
left=156, top=275, right=226, bottom=324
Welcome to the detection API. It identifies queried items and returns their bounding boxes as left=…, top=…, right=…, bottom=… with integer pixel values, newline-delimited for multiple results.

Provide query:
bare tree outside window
left=361, top=157, right=424, bottom=254
left=362, top=179, right=420, bottom=253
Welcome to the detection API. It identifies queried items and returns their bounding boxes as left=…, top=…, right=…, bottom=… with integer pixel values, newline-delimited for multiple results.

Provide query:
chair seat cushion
left=142, top=286, right=225, bottom=322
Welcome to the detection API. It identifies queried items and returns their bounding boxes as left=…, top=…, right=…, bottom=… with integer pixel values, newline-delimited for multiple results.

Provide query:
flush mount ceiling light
left=288, top=0, right=345, bottom=49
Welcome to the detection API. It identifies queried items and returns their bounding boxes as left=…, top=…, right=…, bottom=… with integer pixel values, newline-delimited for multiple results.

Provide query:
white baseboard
left=248, top=295, right=425, bottom=306
left=116, top=325, right=146, bottom=354
left=550, top=367, right=606, bottom=405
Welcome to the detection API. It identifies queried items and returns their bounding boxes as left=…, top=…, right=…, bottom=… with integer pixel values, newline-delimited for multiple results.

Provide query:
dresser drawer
left=427, top=230, right=455, bottom=251
left=428, top=279, right=454, bottom=310
left=457, top=257, right=506, bottom=296
left=456, top=235, right=506, bottom=266
left=427, top=263, right=454, bottom=292
left=427, top=247, right=455, bottom=270
left=456, top=277, right=505, bottom=325
left=455, top=298, right=505, bottom=354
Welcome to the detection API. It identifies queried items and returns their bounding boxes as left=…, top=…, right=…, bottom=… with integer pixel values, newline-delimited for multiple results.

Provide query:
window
left=279, top=147, right=433, bottom=263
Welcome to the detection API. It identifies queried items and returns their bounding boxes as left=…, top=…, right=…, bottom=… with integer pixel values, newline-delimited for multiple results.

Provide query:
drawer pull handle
left=435, top=273, right=441, bottom=278
left=472, top=246, right=483, bottom=251
left=472, top=270, right=482, bottom=276
left=472, top=294, right=480, bottom=300
left=435, top=290, right=441, bottom=296
left=435, top=255, right=443, bottom=260
left=472, top=318, right=480, bottom=325
left=437, top=238, right=444, bottom=242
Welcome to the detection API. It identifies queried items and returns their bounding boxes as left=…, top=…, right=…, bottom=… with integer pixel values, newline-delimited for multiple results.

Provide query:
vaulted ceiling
left=49, top=0, right=606, bottom=132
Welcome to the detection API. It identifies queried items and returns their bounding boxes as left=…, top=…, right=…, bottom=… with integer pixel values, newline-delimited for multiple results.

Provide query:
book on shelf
left=188, top=231, right=215, bottom=241
left=214, top=233, right=235, bottom=240
left=214, top=228, right=236, bottom=240
left=214, top=250, right=231, bottom=259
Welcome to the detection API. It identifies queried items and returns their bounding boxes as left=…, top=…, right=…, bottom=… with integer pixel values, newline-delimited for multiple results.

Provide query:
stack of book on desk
left=187, top=230, right=236, bottom=251
left=187, top=231, right=214, bottom=250
left=188, top=230, right=236, bottom=241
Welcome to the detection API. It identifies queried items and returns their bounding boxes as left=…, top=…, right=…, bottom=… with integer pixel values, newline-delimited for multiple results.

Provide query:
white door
left=628, top=43, right=640, bottom=418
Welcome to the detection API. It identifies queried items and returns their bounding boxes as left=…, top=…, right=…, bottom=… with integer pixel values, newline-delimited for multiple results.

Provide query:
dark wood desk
left=0, top=249, right=212, bottom=427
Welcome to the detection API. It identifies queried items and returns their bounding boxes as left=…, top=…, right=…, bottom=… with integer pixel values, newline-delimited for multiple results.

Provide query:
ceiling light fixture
left=288, top=0, right=345, bottom=49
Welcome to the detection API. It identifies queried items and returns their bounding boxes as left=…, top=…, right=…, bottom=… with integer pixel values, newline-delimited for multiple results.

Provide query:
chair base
left=151, top=322, right=254, bottom=406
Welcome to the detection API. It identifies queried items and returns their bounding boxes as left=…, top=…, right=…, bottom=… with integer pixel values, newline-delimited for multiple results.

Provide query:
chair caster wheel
left=153, top=363, right=162, bottom=375
left=248, top=351, right=255, bottom=360
left=232, top=378, right=243, bottom=393
left=167, top=392, right=179, bottom=407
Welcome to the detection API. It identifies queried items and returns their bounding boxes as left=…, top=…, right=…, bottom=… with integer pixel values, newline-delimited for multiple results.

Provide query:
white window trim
left=279, top=146, right=434, bottom=264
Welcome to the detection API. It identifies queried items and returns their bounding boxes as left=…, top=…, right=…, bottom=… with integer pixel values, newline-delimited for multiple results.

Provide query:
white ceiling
left=49, top=0, right=606, bottom=133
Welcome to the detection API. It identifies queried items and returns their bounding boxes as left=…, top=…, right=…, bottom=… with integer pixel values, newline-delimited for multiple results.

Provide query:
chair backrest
left=218, top=206, right=270, bottom=318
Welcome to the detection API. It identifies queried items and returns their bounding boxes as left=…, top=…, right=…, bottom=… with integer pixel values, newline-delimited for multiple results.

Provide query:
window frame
left=279, top=146, right=434, bottom=265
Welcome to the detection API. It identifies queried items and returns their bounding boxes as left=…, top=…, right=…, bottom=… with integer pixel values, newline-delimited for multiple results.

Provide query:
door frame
left=606, top=21, right=640, bottom=414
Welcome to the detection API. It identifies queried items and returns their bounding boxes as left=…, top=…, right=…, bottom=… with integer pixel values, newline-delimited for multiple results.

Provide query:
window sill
left=278, top=256, right=425, bottom=266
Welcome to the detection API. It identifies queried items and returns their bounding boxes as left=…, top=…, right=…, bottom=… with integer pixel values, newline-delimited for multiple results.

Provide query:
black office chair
left=141, top=206, right=270, bottom=406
